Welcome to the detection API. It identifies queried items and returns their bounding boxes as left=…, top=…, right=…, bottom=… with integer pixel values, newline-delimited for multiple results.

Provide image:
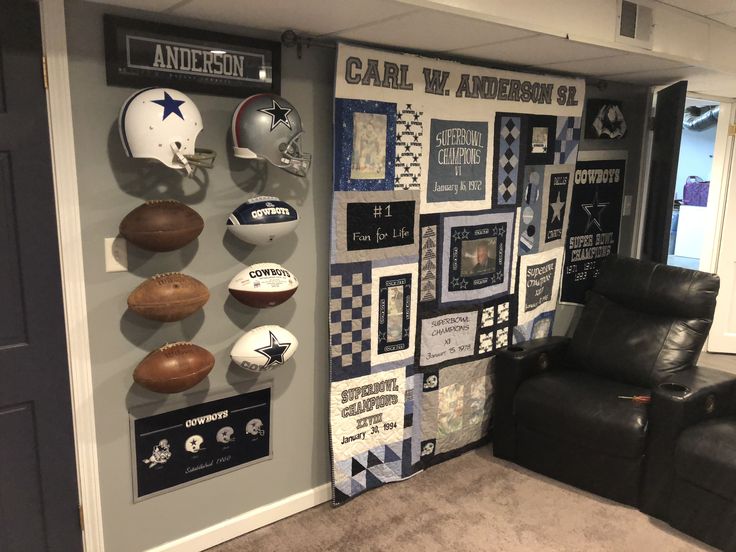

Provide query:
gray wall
left=553, top=80, right=650, bottom=336
left=65, top=2, right=333, bottom=550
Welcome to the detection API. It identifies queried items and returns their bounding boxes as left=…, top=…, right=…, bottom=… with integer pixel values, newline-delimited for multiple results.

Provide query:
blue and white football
left=230, top=325, right=298, bottom=372
left=227, top=196, right=299, bottom=246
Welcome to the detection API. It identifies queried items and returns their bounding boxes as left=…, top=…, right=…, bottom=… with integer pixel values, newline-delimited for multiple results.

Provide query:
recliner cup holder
left=659, top=382, right=691, bottom=397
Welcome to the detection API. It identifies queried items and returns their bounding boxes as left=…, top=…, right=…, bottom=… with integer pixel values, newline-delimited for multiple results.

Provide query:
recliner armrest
left=654, top=367, right=736, bottom=427
left=641, top=365, right=736, bottom=518
left=492, top=336, right=570, bottom=460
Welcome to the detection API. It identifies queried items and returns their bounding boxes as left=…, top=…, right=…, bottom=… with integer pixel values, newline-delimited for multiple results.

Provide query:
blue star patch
left=152, top=92, right=185, bottom=121
left=255, top=331, right=291, bottom=368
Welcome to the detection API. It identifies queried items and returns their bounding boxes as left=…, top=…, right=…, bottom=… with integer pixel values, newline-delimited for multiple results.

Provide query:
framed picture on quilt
left=334, top=99, right=397, bottom=191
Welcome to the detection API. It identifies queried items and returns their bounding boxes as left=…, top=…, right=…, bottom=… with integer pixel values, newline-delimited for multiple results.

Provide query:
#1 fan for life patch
left=328, top=44, right=584, bottom=504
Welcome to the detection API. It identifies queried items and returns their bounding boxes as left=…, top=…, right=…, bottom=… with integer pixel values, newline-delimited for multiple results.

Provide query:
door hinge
left=42, top=56, right=48, bottom=89
left=79, top=504, right=85, bottom=532
left=729, top=123, right=736, bottom=137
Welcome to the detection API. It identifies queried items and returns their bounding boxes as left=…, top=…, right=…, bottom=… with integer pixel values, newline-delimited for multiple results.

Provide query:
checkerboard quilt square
left=330, top=263, right=372, bottom=377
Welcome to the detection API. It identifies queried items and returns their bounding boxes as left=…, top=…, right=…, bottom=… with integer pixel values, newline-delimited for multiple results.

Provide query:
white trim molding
left=39, top=1, right=105, bottom=550
left=148, top=484, right=332, bottom=552
left=700, top=101, right=735, bottom=274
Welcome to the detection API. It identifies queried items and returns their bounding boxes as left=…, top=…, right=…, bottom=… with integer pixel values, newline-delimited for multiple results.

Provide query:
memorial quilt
left=329, top=44, right=585, bottom=504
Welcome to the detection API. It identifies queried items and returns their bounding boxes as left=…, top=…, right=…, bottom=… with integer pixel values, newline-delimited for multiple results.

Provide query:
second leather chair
left=493, top=255, right=720, bottom=506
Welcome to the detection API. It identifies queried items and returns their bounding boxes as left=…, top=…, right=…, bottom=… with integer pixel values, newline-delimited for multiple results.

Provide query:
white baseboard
left=148, top=483, right=332, bottom=552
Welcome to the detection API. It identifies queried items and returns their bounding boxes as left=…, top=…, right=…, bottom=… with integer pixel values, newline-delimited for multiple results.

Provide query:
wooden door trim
left=39, top=1, right=105, bottom=550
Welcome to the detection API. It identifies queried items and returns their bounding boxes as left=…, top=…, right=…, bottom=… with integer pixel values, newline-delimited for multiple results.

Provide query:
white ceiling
left=90, top=0, right=736, bottom=98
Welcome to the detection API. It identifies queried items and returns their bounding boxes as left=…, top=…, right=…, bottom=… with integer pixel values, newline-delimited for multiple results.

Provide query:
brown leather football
left=120, top=200, right=204, bottom=252
left=128, top=272, right=209, bottom=322
left=134, top=342, right=214, bottom=393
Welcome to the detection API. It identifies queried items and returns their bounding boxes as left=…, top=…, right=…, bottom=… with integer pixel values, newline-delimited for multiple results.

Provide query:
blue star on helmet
left=258, top=99, right=292, bottom=131
left=152, top=92, right=186, bottom=121
left=255, top=331, right=291, bottom=368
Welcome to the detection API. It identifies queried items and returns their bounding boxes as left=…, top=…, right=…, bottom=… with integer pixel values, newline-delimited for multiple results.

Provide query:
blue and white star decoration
left=152, top=91, right=186, bottom=121
left=258, top=98, right=292, bottom=131
left=255, top=331, right=292, bottom=368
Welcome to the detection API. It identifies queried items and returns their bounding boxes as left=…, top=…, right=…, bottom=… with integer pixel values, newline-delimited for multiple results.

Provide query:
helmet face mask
left=279, top=131, right=311, bottom=176
left=119, top=87, right=215, bottom=177
left=232, top=94, right=311, bottom=177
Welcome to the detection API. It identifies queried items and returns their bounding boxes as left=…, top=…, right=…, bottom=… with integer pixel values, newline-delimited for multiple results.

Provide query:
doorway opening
left=667, top=98, right=720, bottom=270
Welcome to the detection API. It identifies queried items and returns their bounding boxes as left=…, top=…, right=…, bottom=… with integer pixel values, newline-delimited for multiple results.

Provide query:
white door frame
left=707, top=103, right=736, bottom=353
left=699, top=101, right=735, bottom=274
left=39, top=1, right=105, bottom=550
left=632, top=89, right=734, bottom=264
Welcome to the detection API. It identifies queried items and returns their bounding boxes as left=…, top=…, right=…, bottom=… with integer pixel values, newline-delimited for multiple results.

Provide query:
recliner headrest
left=593, top=256, right=719, bottom=320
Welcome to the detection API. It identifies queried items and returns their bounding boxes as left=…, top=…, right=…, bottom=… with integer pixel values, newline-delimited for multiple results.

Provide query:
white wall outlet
left=622, top=194, right=633, bottom=217
left=105, top=236, right=128, bottom=272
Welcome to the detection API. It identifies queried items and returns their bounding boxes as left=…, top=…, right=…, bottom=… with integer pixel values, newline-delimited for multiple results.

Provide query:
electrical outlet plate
left=105, top=237, right=128, bottom=272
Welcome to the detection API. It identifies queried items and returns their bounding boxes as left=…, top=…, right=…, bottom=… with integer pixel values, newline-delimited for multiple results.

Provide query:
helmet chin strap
left=171, top=142, right=194, bottom=177
left=171, top=143, right=217, bottom=177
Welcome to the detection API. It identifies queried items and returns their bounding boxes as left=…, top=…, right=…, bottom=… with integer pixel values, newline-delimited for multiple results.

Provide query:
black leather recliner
left=642, top=363, right=736, bottom=550
left=493, top=255, right=720, bottom=507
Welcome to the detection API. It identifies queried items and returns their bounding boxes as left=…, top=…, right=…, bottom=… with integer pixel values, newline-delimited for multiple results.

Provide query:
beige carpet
left=209, top=446, right=714, bottom=552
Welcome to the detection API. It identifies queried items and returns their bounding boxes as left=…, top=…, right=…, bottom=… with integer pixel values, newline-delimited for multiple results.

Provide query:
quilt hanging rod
left=281, top=30, right=336, bottom=59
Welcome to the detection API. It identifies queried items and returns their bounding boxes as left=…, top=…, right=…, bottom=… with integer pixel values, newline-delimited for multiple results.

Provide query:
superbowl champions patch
left=419, top=310, right=478, bottom=368
left=427, top=119, right=488, bottom=204
left=329, top=366, right=410, bottom=502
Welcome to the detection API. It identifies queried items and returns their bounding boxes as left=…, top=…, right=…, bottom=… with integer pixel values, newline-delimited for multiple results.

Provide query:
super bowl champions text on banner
left=329, top=44, right=584, bottom=504
left=561, top=153, right=626, bottom=305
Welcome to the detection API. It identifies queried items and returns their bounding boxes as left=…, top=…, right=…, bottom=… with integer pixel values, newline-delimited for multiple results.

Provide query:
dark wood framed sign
left=104, top=15, right=281, bottom=97
left=129, top=386, right=272, bottom=501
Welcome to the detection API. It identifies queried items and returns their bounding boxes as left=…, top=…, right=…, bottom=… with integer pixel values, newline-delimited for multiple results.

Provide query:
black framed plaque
left=130, top=386, right=271, bottom=501
left=104, top=15, right=281, bottom=97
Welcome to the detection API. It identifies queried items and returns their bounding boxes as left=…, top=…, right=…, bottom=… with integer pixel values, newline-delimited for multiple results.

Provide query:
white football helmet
left=245, top=418, right=265, bottom=437
left=119, top=87, right=215, bottom=176
left=185, top=434, right=204, bottom=453
left=231, top=93, right=311, bottom=176
left=216, top=426, right=235, bottom=444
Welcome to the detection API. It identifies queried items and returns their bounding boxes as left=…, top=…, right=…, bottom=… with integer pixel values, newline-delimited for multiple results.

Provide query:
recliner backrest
left=567, top=256, right=720, bottom=388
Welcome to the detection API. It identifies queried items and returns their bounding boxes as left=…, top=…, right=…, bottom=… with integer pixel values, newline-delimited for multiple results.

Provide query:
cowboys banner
left=561, top=153, right=626, bottom=305
left=329, top=44, right=584, bottom=504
